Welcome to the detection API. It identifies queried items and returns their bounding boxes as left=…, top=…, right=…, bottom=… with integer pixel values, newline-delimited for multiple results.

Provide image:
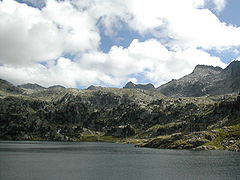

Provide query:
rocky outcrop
left=124, top=81, right=155, bottom=90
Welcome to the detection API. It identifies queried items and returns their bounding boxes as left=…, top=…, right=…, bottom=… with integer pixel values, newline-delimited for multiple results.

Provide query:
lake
left=0, top=141, right=239, bottom=180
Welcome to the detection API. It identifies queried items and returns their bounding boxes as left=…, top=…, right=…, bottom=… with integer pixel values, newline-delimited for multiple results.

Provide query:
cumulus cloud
left=0, top=57, right=117, bottom=87
left=0, top=39, right=226, bottom=87
left=72, top=0, right=130, bottom=36
left=70, top=0, right=238, bottom=49
left=0, top=0, right=99, bottom=66
left=125, top=0, right=240, bottom=50
left=0, top=0, right=237, bottom=88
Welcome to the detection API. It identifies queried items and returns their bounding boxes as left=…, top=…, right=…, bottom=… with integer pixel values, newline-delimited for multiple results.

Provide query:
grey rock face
left=124, top=81, right=155, bottom=90
left=157, top=61, right=240, bottom=97
left=0, top=79, right=23, bottom=94
left=87, top=85, right=97, bottom=90
left=18, top=83, right=46, bottom=90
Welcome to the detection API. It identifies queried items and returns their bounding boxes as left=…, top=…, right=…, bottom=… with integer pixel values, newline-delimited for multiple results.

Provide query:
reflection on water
left=0, top=141, right=239, bottom=180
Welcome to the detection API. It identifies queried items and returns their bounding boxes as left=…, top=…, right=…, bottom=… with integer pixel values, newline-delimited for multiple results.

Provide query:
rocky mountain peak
left=87, top=85, right=97, bottom=90
left=192, top=65, right=222, bottom=76
left=86, top=85, right=103, bottom=90
left=124, top=81, right=136, bottom=88
left=123, top=81, right=155, bottom=90
left=157, top=62, right=240, bottom=97
left=223, top=60, right=240, bottom=77
left=18, top=83, right=46, bottom=90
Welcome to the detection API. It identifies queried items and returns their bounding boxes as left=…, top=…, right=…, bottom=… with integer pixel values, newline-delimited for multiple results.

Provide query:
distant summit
left=86, top=85, right=103, bottom=90
left=18, top=83, right=46, bottom=90
left=18, top=83, right=67, bottom=91
left=124, top=81, right=136, bottom=88
left=192, top=65, right=222, bottom=75
left=123, top=81, right=155, bottom=90
left=87, top=85, right=97, bottom=90
left=157, top=61, right=240, bottom=97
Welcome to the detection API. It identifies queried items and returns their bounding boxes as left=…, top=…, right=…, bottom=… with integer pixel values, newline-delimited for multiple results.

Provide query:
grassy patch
left=205, top=124, right=240, bottom=149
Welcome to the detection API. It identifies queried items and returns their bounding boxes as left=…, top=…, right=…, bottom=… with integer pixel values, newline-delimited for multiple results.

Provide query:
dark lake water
left=0, top=141, right=240, bottom=180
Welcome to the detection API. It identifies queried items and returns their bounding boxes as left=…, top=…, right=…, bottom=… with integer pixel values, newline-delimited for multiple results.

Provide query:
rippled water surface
left=0, top=141, right=240, bottom=180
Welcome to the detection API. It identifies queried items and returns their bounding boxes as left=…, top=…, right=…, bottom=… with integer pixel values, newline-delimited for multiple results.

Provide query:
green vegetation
left=205, top=124, right=240, bottom=151
left=0, top=78, right=240, bottom=152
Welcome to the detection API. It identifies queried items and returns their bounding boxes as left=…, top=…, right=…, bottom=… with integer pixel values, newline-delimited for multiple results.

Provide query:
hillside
left=0, top=77, right=239, bottom=151
left=0, top=79, right=23, bottom=94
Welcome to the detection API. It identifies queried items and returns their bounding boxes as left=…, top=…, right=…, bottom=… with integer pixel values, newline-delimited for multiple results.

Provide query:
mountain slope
left=0, top=79, right=23, bottom=94
left=157, top=61, right=240, bottom=97
left=0, top=68, right=240, bottom=151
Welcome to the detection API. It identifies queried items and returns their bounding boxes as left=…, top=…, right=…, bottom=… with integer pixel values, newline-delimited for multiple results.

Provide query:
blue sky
left=0, top=0, right=239, bottom=88
left=211, top=0, right=240, bottom=63
left=219, top=0, right=240, bottom=27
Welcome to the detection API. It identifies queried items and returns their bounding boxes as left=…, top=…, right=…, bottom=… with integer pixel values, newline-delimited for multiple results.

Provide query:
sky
left=0, top=0, right=240, bottom=88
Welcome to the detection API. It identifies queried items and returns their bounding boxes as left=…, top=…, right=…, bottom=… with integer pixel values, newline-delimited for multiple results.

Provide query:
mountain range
left=3, top=60, right=239, bottom=96
left=123, top=60, right=240, bottom=97
left=0, top=60, right=239, bottom=151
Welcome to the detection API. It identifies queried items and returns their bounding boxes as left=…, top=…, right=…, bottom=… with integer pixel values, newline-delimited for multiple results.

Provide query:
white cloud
left=125, top=0, right=240, bottom=50
left=0, top=0, right=99, bottom=66
left=0, top=0, right=237, bottom=88
left=0, top=39, right=226, bottom=87
left=233, top=49, right=240, bottom=55
left=78, top=0, right=234, bottom=51
left=43, top=0, right=100, bottom=52
left=77, top=39, right=171, bottom=84
left=166, top=8, right=240, bottom=50
left=0, top=57, right=115, bottom=87
left=0, top=0, right=59, bottom=65
left=70, top=0, right=131, bottom=37
left=0, top=58, right=79, bottom=87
